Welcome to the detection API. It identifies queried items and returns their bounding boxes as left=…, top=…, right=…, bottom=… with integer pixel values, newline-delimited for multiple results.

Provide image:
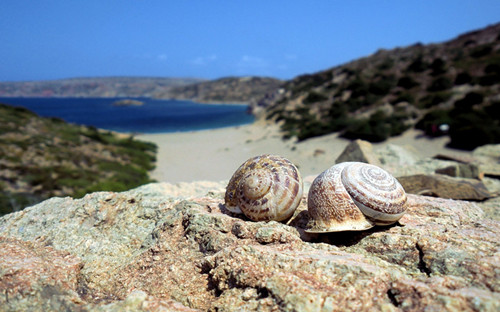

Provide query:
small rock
left=434, top=153, right=476, bottom=164
left=335, top=139, right=381, bottom=165
left=376, top=144, right=419, bottom=168
left=478, top=163, right=500, bottom=179
left=472, top=144, right=500, bottom=161
left=313, top=149, right=325, bottom=157
left=435, top=163, right=483, bottom=180
left=398, top=174, right=492, bottom=200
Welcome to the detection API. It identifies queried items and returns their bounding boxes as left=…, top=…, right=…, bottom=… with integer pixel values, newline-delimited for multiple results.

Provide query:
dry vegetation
left=256, top=23, right=500, bottom=149
left=0, top=103, right=157, bottom=215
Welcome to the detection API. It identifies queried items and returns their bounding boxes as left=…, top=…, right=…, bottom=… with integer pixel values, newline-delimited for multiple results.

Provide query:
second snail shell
left=225, top=154, right=303, bottom=222
left=306, top=162, right=407, bottom=233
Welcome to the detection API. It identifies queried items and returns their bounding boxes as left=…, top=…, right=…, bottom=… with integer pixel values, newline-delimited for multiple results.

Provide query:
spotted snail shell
left=225, top=154, right=303, bottom=222
left=306, top=162, right=407, bottom=233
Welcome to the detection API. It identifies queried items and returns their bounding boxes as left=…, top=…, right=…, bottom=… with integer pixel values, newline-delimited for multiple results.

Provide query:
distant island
left=112, top=99, right=145, bottom=106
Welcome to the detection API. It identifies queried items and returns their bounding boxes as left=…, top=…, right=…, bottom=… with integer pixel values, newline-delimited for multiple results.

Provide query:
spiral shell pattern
left=306, top=162, right=407, bottom=233
left=225, top=154, right=303, bottom=222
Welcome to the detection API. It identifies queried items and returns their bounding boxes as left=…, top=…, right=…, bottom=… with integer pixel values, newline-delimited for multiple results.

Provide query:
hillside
left=0, top=77, right=204, bottom=98
left=0, top=76, right=282, bottom=104
left=153, top=76, right=283, bottom=103
left=0, top=103, right=157, bottom=215
left=255, top=22, right=500, bottom=149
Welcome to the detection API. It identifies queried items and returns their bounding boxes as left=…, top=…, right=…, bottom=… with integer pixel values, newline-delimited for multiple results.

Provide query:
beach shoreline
left=136, top=121, right=472, bottom=184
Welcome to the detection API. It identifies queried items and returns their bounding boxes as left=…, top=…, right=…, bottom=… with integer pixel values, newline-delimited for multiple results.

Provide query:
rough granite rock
left=471, top=144, right=500, bottom=179
left=398, top=174, right=492, bottom=200
left=434, top=163, right=482, bottom=180
left=0, top=179, right=499, bottom=311
left=0, top=237, right=83, bottom=311
left=335, top=139, right=381, bottom=166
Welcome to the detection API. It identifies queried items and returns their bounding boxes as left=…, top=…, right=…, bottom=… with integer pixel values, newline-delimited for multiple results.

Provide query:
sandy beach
left=137, top=121, right=472, bottom=184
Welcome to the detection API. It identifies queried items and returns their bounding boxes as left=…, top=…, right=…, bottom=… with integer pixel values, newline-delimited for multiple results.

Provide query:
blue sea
left=0, top=97, right=254, bottom=133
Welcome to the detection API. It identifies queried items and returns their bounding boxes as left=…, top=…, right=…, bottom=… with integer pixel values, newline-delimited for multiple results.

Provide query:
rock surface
left=1, top=142, right=499, bottom=311
left=335, top=139, right=381, bottom=166
left=398, top=174, right=492, bottom=200
left=0, top=177, right=499, bottom=311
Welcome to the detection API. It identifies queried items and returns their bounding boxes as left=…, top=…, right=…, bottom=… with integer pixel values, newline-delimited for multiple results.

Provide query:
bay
left=0, top=97, right=254, bottom=133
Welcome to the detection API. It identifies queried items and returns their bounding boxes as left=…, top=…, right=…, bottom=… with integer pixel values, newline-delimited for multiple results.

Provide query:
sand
left=136, top=121, right=472, bottom=184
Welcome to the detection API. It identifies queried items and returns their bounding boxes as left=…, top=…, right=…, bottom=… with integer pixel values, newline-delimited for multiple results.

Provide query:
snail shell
left=306, top=162, right=407, bottom=233
left=225, top=154, right=303, bottom=222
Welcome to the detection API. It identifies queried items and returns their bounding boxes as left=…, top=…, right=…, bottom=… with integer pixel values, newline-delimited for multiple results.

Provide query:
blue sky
left=1, top=1, right=499, bottom=81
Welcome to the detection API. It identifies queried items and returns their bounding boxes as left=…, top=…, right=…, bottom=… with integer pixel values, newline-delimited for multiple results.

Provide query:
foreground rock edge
left=0, top=180, right=498, bottom=311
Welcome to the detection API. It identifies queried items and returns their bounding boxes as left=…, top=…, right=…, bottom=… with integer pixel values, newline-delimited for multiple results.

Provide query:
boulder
left=376, top=144, right=420, bottom=168
left=397, top=174, right=492, bottom=200
left=335, top=139, right=381, bottom=165
left=433, top=153, right=476, bottom=164
left=0, top=181, right=498, bottom=311
left=472, top=144, right=500, bottom=178
left=435, top=163, right=483, bottom=180
left=472, top=144, right=500, bottom=161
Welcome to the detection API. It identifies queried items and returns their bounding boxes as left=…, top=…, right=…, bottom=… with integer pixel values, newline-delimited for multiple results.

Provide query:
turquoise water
left=0, top=97, right=254, bottom=133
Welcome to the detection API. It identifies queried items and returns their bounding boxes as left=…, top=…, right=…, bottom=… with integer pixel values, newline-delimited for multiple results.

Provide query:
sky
left=1, top=1, right=499, bottom=82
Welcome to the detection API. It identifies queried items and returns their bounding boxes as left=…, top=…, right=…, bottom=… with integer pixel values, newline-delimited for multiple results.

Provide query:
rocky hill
left=153, top=76, right=283, bottom=103
left=0, top=76, right=282, bottom=104
left=0, top=103, right=157, bottom=215
left=0, top=77, right=204, bottom=98
left=0, top=141, right=498, bottom=311
left=254, top=22, right=500, bottom=149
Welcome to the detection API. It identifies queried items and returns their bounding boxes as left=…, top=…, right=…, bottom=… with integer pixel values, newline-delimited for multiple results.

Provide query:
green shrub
left=303, top=91, right=328, bottom=104
left=454, top=92, right=483, bottom=111
left=448, top=111, right=500, bottom=150
left=391, top=92, right=415, bottom=105
left=0, top=103, right=157, bottom=215
left=328, top=102, right=348, bottom=119
left=484, top=63, right=500, bottom=74
left=265, top=108, right=285, bottom=121
left=290, top=72, right=333, bottom=94
left=325, top=82, right=339, bottom=90
left=341, top=110, right=410, bottom=142
left=397, top=76, right=419, bottom=89
left=345, top=76, right=369, bottom=98
left=427, top=76, right=452, bottom=92
left=415, top=109, right=453, bottom=137
left=470, top=45, right=493, bottom=58
left=454, top=72, right=472, bottom=85
left=377, top=58, right=394, bottom=70
left=485, top=101, right=500, bottom=117
left=416, top=101, right=500, bottom=149
left=344, top=97, right=368, bottom=113
left=368, top=79, right=393, bottom=95
left=418, top=92, right=452, bottom=108
left=407, top=55, right=428, bottom=72
left=478, top=73, right=500, bottom=86
left=430, top=58, right=447, bottom=76
left=0, top=191, right=42, bottom=215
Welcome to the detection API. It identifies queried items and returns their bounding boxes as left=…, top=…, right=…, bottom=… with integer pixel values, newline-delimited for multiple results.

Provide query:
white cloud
left=190, top=54, right=217, bottom=65
left=237, top=55, right=267, bottom=68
